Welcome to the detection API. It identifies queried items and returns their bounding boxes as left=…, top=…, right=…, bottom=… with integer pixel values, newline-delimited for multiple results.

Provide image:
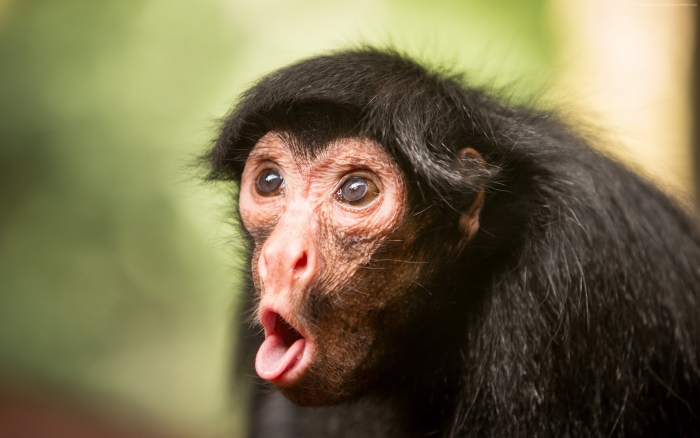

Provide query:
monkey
left=205, top=48, right=700, bottom=437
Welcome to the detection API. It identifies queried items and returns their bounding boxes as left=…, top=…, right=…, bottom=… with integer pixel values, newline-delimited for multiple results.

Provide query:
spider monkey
left=206, top=48, right=700, bottom=437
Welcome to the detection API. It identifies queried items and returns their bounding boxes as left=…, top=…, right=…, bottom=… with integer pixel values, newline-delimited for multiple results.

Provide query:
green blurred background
left=0, top=0, right=695, bottom=436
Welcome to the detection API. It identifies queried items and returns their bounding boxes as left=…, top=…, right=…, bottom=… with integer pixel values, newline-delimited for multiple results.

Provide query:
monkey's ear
left=457, top=148, right=485, bottom=240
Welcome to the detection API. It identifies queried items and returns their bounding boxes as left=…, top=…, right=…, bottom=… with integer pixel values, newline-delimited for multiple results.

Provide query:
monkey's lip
left=255, top=309, right=313, bottom=385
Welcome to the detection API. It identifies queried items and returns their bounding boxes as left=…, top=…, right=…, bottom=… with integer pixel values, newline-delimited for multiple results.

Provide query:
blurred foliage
left=0, top=0, right=243, bottom=433
left=0, top=0, right=552, bottom=435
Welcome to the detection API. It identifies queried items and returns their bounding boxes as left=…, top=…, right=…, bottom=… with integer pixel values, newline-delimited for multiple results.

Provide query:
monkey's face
left=239, top=132, right=430, bottom=405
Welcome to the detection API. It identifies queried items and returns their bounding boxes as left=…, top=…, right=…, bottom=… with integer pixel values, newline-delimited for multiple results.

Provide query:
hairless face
left=238, top=132, right=413, bottom=404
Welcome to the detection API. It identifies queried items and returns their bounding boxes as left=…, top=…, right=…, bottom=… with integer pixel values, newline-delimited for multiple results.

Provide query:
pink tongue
left=255, top=333, right=306, bottom=381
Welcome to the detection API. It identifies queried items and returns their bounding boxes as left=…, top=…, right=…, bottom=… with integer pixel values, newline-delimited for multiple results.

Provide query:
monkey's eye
left=337, top=176, right=379, bottom=206
left=256, top=169, right=284, bottom=196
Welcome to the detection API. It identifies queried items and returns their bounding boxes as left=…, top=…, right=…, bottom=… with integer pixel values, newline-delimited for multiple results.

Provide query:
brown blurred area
left=694, top=4, right=700, bottom=207
left=0, top=387, right=186, bottom=438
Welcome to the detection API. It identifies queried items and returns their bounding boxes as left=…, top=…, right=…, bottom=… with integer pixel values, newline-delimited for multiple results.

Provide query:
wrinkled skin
left=240, top=133, right=428, bottom=405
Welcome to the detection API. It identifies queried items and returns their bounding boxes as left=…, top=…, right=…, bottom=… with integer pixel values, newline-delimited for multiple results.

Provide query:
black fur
left=207, top=48, right=700, bottom=437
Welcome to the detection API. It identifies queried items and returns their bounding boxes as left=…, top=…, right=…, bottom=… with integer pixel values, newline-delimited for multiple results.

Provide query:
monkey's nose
left=293, top=253, right=308, bottom=277
left=285, top=249, right=316, bottom=288
left=259, top=230, right=318, bottom=295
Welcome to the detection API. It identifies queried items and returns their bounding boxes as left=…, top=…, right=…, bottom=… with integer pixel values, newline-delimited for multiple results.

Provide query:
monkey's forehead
left=207, top=47, right=500, bottom=211
left=248, top=132, right=399, bottom=170
left=207, top=48, right=483, bottom=180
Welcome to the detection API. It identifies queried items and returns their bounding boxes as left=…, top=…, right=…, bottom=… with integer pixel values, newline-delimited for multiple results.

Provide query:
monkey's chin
left=255, top=311, right=313, bottom=386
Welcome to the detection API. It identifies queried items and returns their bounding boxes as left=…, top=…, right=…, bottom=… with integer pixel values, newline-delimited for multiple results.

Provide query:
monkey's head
left=208, top=49, right=496, bottom=406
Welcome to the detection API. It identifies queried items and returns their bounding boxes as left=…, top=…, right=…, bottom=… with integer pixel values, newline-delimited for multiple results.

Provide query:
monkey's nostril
left=293, top=253, right=308, bottom=273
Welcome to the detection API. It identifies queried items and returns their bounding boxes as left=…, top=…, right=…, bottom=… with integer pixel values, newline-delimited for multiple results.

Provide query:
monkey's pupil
left=342, top=177, right=368, bottom=202
left=257, top=169, right=282, bottom=194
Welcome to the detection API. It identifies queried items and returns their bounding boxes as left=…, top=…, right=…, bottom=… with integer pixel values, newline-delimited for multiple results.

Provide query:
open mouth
left=255, top=310, right=311, bottom=385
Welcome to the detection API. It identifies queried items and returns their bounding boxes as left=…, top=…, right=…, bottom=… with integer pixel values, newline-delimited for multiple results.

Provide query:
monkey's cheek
left=255, top=333, right=314, bottom=387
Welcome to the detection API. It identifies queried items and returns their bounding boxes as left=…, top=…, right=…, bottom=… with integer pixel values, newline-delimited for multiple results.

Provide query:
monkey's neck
left=366, top=327, right=463, bottom=436
left=360, top=373, right=459, bottom=437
